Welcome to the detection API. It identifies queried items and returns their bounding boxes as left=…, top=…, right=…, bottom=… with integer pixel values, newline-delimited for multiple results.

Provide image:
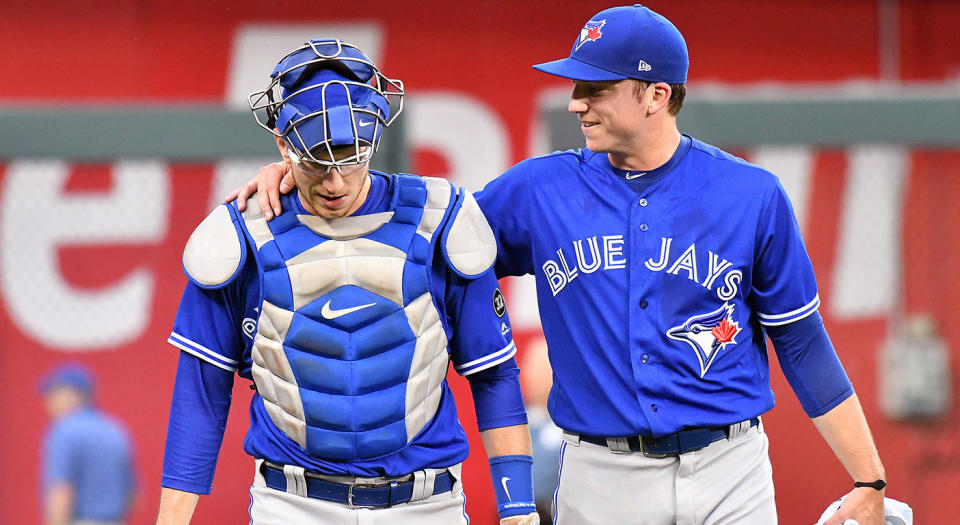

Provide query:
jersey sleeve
left=166, top=268, right=251, bottom=372
left=751, top=180, right=821, bottom=326
left=42, top=424, right=75, bottom=488
left=475, top=160, right=535, bottom=278
left=444, top=267, right=517, bottom=377
left=444, top=264, right=527, bottom=430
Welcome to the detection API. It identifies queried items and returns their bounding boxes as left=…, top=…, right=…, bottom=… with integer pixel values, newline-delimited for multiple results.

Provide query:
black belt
left=261, top=463, right=454, bottom=507
left=578, top=418, right=760, bottom=457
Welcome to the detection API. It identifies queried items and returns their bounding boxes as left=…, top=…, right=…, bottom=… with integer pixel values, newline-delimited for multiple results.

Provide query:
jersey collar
left=602, top=134, right=693, bottom=184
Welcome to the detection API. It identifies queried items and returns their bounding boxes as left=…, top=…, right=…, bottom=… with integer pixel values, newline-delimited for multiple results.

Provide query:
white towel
left=814, top=494, right=913, bottom=525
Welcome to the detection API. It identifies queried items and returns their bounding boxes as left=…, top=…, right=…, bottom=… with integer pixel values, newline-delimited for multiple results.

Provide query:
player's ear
left=647, top=82, right=672, bottom=116
left=274, top=135, right=292, bottom=165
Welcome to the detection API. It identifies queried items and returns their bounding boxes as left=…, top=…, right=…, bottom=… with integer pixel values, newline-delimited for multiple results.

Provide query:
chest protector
left=240, top=175, right=456, bottom=461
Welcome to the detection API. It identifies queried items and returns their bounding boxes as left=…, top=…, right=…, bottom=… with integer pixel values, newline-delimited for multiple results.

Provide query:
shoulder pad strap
left=440, top=188, right=497, bottom=279
left=182, top=204, right=247, bottom=289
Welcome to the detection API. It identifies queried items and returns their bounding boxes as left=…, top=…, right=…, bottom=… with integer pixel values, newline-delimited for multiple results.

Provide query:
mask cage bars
left=248, top=39, right=405, bottom=169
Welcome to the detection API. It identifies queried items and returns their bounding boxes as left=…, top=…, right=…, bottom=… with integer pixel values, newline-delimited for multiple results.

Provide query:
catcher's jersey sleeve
left=445, top=264, right=517, bottom=378
left=167, top=267, right=253, bottom=373
left=444, top=263, right=527, bottom=431
left=750, top=181, right=821, bottom=325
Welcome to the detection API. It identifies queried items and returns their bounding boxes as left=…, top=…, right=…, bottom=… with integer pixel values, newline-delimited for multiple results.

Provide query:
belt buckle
left=347, top=481, right=381, bottom=507
left=638, top=436, right=673, bottom=459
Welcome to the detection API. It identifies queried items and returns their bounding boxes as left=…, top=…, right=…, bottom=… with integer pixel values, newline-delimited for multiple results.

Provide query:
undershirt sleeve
left=767, top=311, right=853, bottom=417
left=160, top=352, right=235, bottom=494
left=466, top=358, right=529, bottom=431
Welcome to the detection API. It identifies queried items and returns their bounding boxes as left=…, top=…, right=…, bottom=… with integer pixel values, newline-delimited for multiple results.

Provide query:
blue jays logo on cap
left=532, top=5, right=689, bottom=84
left=575, top=19, right=606, bottom=50
left=667, top=303, right=741, bottom=378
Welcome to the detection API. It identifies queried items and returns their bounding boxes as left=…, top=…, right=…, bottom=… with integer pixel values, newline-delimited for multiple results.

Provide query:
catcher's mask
left=249, top=39, right=404, bottom=168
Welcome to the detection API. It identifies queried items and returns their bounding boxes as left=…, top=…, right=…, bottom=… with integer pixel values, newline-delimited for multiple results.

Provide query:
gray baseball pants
left=553, top=422, right=777, bottom=524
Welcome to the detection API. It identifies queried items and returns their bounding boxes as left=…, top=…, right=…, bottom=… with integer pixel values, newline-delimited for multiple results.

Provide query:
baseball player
left=158, top=39, right=539, bottom=525
left=232, top=6, right=888, bottom=525
left=41, top=364, right=137, bottom=525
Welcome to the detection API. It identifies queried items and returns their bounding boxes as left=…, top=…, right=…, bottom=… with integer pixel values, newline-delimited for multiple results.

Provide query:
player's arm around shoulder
left=473, top=159, right=541, bottom=278
left=225, top=161, right=292, bottom=220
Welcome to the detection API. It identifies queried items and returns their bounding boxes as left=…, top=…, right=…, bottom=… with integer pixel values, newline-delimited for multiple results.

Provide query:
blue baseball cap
left=534, top=5, right=688, bottom=84
left=39, top=363, right=95, bottom=395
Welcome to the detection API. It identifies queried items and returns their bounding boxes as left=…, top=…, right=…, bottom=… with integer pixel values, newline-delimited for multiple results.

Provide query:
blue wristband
left=489, top=454, right=537, bottom=518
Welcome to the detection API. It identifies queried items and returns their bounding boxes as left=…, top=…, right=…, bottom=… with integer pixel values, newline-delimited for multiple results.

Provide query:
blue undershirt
left=607, top=135, right=692, bottom=193
left=765, top=311, right=853, bottom=417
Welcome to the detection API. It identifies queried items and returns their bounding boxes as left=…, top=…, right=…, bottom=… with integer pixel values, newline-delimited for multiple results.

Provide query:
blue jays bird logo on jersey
left=667, top=303, right=742, bottom=378
left=576, top=19, right=606, bottom=50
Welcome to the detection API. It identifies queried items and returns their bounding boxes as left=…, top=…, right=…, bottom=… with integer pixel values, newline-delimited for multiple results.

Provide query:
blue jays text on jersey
left=165, top=173, right=521, bottom=481
left=477, top=136, right=822, bottom=438
left=542, top=235, right=743, bottom=302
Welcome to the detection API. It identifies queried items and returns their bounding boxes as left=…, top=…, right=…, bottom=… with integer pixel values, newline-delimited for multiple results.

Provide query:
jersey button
left=639, top=300, right=648, bottom=309
left=640, top=354, right=649, bottom=363
left=639, top=198, right=648, bottom=207
left=650, top=404, right=658, bottom=412
left=639, top=224, right=649, bottom=232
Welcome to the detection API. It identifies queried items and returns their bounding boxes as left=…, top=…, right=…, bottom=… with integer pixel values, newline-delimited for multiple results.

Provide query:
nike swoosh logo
left=625, top=171, right=646, bottom=180
left=500, top=476, right=511, bottom=501
left=358, top=119, right=374, bottom=127
left=321, top=300, right=376, bottom=320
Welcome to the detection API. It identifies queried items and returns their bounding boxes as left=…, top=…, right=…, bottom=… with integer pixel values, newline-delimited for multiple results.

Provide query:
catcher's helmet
left=249, top=39, right=404, bottom=168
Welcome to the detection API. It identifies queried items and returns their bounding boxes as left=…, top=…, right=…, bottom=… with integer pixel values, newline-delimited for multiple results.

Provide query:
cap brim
left=533, top=57, right=627, bottom=81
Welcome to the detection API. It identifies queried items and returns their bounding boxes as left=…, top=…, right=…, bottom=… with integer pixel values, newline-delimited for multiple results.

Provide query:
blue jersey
left=43, top=407, right=136, bottom=521
left=478, top=136, right=822, bottom=437
left=167, top=173, right=518, bottom=477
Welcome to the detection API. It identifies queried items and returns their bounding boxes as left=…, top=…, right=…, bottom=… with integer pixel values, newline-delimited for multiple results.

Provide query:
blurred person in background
left=519, top=336, right=562, bottom=523
left=40, top=363, right=137, bottom=525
